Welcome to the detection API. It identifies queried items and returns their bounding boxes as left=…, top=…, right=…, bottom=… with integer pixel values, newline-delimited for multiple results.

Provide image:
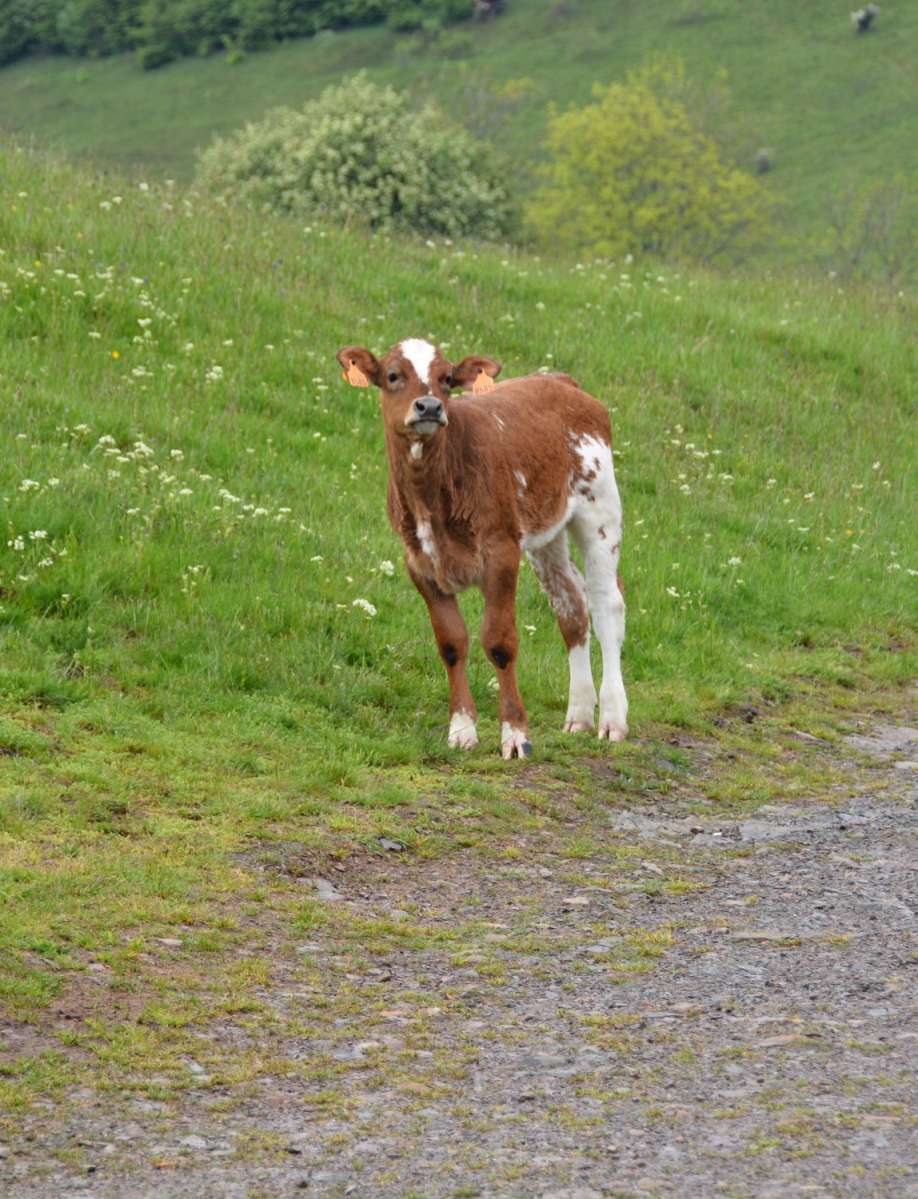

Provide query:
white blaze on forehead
left=399, top=338, right=438, bottom=390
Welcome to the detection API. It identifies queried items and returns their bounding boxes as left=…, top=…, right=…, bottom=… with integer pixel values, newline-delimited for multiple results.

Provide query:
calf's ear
left=451, top=354, right=502, bottom=394
left=336, top=346, right=382, bottom=388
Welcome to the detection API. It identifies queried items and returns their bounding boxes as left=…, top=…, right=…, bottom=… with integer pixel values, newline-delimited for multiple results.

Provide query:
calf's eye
left=387, top=371, right=400, bottom=385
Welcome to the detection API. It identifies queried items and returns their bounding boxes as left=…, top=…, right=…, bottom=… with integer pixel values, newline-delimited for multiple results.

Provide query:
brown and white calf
left=336, top=337, right=628, bottom=759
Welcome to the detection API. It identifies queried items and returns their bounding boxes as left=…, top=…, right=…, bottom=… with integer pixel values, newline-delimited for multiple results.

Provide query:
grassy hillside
left=0, top=140, right=914, bottom=1109
left=0, top=0, right=915, bottom=263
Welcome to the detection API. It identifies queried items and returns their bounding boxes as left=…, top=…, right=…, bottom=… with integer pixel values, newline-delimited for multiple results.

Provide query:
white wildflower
left=352, top=598, right=377, bottom=617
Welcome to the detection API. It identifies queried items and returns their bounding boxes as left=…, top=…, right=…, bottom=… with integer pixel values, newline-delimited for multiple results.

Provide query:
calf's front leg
left=480, top=549, right=531, bottom=759
left=406, top=560, right=478, bottom=749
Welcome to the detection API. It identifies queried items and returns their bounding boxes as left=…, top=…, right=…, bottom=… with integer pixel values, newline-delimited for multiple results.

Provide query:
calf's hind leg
left=570, top=515, right=627, bottom=738
left=406, top=560, right=478, bottom=749
left=526, top=530, right=597, bottom=733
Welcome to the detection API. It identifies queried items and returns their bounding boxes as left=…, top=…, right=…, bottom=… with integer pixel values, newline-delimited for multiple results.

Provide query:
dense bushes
left=196, top=73, right=514, bottom=241
left=0, top=0, right=476, bottom=68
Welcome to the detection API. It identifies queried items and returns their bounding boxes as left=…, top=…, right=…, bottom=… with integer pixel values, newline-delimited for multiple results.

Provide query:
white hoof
left=448, top=710, right=479, bottom=750
left=597, top=721, right=627, bottom=742
left=563, top=719, right=594, bottom=734
left=501, top=723, right=532, bottom=760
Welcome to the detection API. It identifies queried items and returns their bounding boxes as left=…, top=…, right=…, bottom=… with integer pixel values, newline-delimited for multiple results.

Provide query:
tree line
left=0, top=0, right=474, bottom=69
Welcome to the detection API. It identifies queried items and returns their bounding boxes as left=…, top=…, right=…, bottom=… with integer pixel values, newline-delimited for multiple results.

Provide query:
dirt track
left=3, top=722, right=916, bottom=1199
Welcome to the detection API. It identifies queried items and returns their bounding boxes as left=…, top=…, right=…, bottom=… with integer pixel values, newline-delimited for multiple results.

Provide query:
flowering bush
left=195, top=74, right=514, bottom=241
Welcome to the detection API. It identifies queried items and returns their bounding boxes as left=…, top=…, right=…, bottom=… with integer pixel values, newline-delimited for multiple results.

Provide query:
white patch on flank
left=448, top=709, right=479, bottom=750
left=513, top=470, right=527, bottom=490
left=410, top=441, right=423, bottom=460
left=572, top=434, right=621, bottom=526
left=416, top=519, right=437, bottom=563
left=400, top=338, right=437, bottom=390
left=501, top=722, right=531, bottom=760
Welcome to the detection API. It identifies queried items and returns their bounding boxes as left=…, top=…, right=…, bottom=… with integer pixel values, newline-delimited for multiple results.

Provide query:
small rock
left=378, top=837, right=406, bottom=852
left=521, top=1052, right=568, bottom=1069
left=388, top=908, right=410, bottom=921
left=562, top=896, right=591, bottom=906
left=156, top=938, right=183, bottom=948
left=708, top=994, right=736, bottom=1011
left=894, top=760, right=917, bottom=771
left=309, top=877, right=343, bottom=902
left=178, top=1134, right=208, bottom=1150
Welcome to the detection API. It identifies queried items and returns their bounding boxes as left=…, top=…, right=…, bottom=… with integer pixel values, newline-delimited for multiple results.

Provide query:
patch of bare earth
left=2, top=716, right=916, bottom=1199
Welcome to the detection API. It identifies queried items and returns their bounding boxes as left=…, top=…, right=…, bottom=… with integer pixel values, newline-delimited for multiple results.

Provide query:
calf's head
left=336, top=339, right=501, bottom=444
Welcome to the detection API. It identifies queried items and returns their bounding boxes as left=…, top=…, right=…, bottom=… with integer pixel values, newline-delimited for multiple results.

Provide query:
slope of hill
left=0, top=0, right=915, bottom=265
left=1, top=133, right=915, bottom=1033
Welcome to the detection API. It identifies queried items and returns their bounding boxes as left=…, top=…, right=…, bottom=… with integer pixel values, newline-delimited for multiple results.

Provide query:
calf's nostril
left=415, top=397, right=442, bottom=419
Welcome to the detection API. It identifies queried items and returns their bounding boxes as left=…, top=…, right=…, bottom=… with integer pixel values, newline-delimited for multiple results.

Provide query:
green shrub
left=527, top=59, right=773, bottom=263
left=196, top=72, right=514, bottom=241
left=0, top=0, right=44, bottom=64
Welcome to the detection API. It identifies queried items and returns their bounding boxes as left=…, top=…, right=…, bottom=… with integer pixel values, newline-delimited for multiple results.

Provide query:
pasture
left=0, top=143, right=915, bottom=1195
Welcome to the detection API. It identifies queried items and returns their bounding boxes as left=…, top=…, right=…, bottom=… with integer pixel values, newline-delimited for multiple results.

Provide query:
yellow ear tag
left=345, top=361, right=369, bottom=388
left=472, top=369, right=495, bottom=394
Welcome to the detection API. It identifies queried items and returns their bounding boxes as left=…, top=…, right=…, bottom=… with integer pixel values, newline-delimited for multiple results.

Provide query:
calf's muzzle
left=407, top=396, right=447, bottom=432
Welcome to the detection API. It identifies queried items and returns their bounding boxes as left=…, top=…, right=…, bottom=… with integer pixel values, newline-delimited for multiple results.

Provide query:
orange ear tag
left=472, top=369, right=495, bottom=394
left=345, top=361, right=369, bottom=388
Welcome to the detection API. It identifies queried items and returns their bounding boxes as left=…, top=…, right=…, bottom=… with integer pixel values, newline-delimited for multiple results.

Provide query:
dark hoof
left=521, top=740, right=533, bottom=757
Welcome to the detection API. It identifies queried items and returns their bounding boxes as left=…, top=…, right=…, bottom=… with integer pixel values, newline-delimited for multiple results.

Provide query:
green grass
left=0, top=0, right=916, bottom=269
left=0, top=139, right=914, bottom=1109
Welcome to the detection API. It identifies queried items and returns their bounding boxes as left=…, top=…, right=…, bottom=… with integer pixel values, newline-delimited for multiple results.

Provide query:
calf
left=336, top=338, right=628, bottom=759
